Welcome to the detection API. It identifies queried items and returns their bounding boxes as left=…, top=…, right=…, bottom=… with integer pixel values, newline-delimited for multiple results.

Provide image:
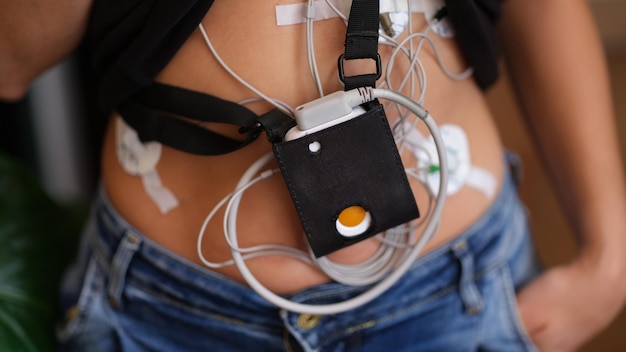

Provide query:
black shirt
left=88, top=0, right=215, bottom=116
left=86, top=0, right=504, bottom=154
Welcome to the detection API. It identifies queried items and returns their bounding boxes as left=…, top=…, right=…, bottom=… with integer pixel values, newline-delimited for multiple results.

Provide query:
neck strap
left=339, top=0, right=381, bottom=90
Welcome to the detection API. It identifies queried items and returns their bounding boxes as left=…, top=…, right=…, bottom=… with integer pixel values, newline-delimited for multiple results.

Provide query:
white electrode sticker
left=115, top=116, right=179, bottom=213
left=116, top=117, right=162, bottom=175
left=402, top=123, right=495, bottom=198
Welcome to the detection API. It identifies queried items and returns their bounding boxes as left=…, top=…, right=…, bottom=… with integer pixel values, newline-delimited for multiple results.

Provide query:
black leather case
left=271, top=103, right=419, bottom=257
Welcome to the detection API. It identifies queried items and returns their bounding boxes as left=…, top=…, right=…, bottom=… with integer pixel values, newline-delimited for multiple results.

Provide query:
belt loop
left=505, top=150, right=524, bottom=188
left=107, top=231, right=142, bottom=309
left=452, top=240, right=484, bottom=315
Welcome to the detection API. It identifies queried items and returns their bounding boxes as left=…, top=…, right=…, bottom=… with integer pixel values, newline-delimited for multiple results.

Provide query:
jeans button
left=297, top=314, right=321, bottom=329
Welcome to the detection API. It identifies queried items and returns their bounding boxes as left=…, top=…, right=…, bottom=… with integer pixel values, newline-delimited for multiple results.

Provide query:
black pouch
left=265, top=102, right=419, bottom=257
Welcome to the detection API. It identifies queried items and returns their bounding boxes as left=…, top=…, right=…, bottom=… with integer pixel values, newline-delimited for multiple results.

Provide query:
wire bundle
left=194, top=1, right=468, bottom=313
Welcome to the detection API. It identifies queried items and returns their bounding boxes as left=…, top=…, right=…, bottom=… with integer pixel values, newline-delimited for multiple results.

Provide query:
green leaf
left=0, top=152, right=85, bottom=351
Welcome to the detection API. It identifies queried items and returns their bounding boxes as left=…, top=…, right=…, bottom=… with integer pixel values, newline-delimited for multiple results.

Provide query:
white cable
left=237, top=97, right=295, bottom=116
left=197, top=23, right=294, bottom=117
left=390, top=32, right=473, bottom=82
left=196, top=154, right=313, bottom=269
left=323, top=0, right=348, bottom=22
left=223, top=88, right=448, bottom=314
left=194, top=6, right=468, bottom=314
left=381, top=6, right=473, bottom=109
left=306, top=0, right=325, bottom=97
left=387, top=27, right=431, bottom=105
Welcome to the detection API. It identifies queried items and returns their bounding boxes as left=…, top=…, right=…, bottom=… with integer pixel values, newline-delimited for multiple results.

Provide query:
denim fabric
left=57, top=156, right=541, bottom=352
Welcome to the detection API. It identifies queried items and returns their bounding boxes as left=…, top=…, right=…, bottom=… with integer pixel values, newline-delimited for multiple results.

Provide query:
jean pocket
left=500, top=265, right=539, bottom=352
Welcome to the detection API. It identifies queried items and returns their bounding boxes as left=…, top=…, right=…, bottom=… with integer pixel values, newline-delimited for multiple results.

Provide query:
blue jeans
left=57, top=156, right=540, bottom=351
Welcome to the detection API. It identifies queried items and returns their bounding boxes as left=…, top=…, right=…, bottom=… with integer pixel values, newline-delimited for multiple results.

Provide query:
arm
left=0, top=0, right=92, bottom=101
left=499, top=0, right=626, bottom=350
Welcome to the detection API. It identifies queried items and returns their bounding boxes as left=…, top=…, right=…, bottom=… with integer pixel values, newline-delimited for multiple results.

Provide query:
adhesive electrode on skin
left=276, top=0, right=452, bottom=38
left=115, top=117, right=179, bottom=214
left=401, top=123, right=496, bottom=198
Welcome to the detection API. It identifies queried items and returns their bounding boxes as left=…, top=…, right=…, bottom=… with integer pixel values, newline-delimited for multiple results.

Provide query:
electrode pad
left=116, top=116, right=179, bottom=213
left=262, top=103, right=420, bottom=257
left=402, top=123, right=496, bottom=198
left=275, top=0, right=453, bottom=38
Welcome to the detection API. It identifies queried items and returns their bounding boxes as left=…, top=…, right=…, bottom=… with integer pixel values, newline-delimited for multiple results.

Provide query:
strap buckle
left=337, top=53, right=382, bottom=84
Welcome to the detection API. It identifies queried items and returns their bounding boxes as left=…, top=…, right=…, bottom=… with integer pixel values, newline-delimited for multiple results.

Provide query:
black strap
left=257, top=108, right=297, bottom=144
left=132, top=83, right=259, bottom=127
left=117, top=83, right=263, bottom=155
left=114, top=1, right=383, bottom=155
left=340, top=0, right=381, bottom=90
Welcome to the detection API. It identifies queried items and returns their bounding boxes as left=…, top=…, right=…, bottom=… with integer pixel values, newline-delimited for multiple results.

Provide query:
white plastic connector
left=284, top=106, right=366, bottom=141
left=305, top=4, right=317, bottom=19
left=292, top=87, right=376, bottom=131
left=286, top=88, right=375, bottom=141
left=294, top=91, right=355, bottom=130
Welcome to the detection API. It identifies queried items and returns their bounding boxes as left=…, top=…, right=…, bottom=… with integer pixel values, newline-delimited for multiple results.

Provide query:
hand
left=517, top=256, right=626, bottom=352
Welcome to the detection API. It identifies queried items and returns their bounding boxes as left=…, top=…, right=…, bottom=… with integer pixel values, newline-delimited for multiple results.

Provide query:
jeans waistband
left=88, top=155, right=523, bottom=317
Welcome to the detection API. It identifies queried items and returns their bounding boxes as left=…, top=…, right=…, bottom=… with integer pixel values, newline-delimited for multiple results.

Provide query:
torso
left=101, top=0, right=505, bottom=293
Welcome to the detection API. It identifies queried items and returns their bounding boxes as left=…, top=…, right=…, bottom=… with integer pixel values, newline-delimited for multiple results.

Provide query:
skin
left=0, top=0, right=91, bottom=100
left=1, top=0, right=625, bottom=350
left=499, top=0, right=626, bottom=350
left=102, top=0, right=505, bottom=293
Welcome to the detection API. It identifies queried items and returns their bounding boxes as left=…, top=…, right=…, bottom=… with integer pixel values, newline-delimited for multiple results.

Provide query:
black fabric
left=115, top=83, right=262, bottom=154
left=444, top=0, right=504, bottom=89
left=271, top=104, right=419, bottom=257
left=88, top=0, right=215, bottom=116
left=86, top=0, right=506, bottom=113
left=258, top=109, right=297, bottom=144
left=131, top=83, right=259, bottom=128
